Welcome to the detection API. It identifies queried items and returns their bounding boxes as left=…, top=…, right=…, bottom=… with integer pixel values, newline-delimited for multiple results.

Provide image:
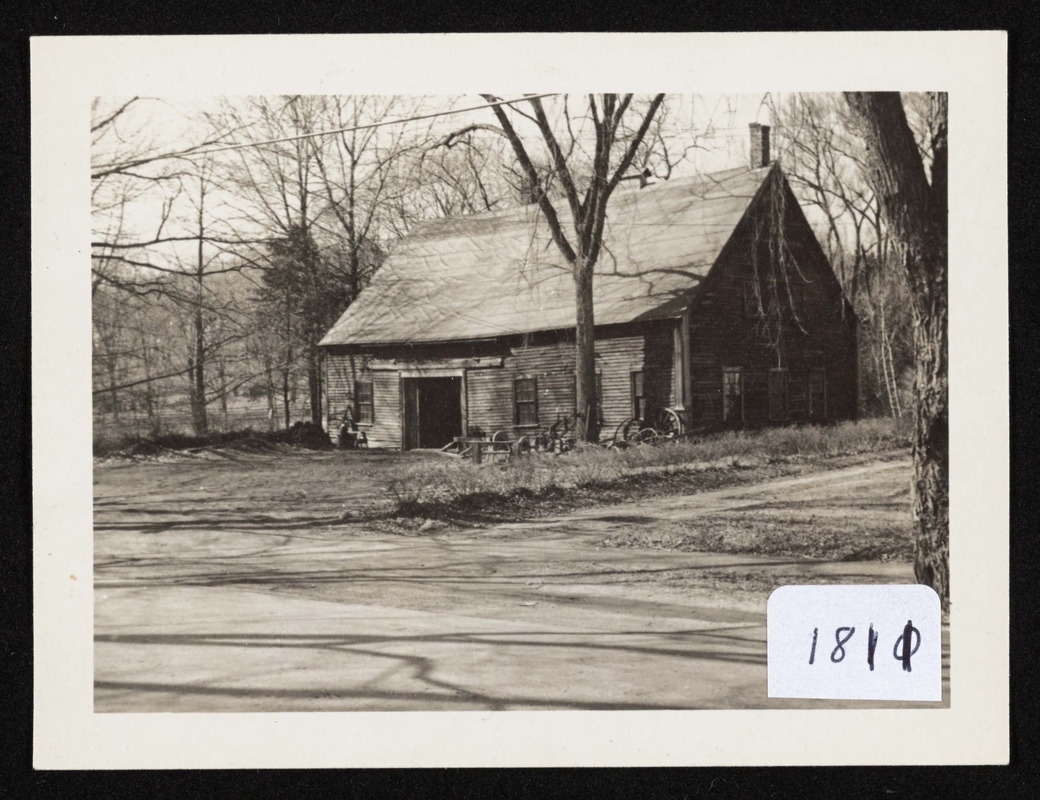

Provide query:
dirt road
left=93, top=447, right=427, bottom=523
left=94, top=455, right=948, bottom=712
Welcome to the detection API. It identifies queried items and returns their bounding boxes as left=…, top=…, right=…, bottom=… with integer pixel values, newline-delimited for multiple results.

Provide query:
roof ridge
left=320, top=164, right=776, bottom=346
left=406, top=163, right=770, bottom=237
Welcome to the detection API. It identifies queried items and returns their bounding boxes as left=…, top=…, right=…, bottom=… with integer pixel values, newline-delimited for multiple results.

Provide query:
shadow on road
left=95, top=626, right=766, bottom=711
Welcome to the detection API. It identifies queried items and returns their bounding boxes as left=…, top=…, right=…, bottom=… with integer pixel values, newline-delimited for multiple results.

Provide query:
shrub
left=286, top=421, right=332, bottom=450
left=93, top=422, right=333, bottom=456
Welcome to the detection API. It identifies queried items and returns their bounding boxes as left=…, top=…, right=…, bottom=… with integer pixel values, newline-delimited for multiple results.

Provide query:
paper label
left=767, top=584, right=942, bottom=701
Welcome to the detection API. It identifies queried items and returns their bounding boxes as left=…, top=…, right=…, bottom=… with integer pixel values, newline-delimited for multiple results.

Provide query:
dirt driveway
left=94, top=454, right=948, bottom=712
left=94, top=447, right=428, bottom=523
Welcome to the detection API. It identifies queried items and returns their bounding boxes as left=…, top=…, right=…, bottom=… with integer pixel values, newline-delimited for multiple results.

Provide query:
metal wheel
left=656, top=408, right=684, bottom=438
left=490, top=429, right=512, bottom=458
left=533, top=433, right=553, bottom=452
left=613, top=417, right=641, bottom=447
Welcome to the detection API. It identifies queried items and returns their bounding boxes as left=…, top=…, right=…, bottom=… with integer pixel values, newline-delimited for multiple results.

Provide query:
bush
left=285, top=421, right=332, bottom=450
left=93, top=421, right=333, bottom=456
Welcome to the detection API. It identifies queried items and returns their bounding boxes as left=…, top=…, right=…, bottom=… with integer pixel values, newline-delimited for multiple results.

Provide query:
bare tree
left=91, top=98, right=270, bottom=440
left=207, top=95, right=424, bottom=426
left=469, top=93, right=666, bottom=441
left=771, top=93, right=914, bottom=418
left=844, top=92, right=949, bottom=608
left=308, top=95, right=422, bottom=297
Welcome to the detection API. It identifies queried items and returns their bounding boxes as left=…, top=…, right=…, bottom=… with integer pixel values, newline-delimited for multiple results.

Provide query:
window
left=808, top=368, right=827, bottom=419
left=768, top=369, right=788, bottom=421
left=354, top=380, right=374, bottom=424
left=514, top=377, right=539, bottom=426
left=723, top=368, right=743, bottom=423
left=631, top=371, right=647, bottom=420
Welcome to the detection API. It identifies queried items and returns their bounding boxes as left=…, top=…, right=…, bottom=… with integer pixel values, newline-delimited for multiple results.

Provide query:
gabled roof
left=320, top=163, right=775, bottom=347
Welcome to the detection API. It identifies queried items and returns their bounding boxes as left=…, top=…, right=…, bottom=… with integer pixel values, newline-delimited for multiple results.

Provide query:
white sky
left=91, top=93, right=785, bottom=267
left=95, top=92, right=776, bottom=178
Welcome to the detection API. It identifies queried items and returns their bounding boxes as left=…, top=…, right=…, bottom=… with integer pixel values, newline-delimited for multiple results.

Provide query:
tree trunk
left=573, top=262, right=600, bottom=442
left=283, top=298, right=294, bottom=429
left=141, top=339, right=157, bottom=434
left=878, top=298, right=900, bottom=418
left=282, top=366, right=291, bottom=430
left=106, top=356, right=120, bottom=422
left=910, top=294, right=948, bottom=606
left=218, top=355, right=229, bottom=430
left=844, top=91, right=948, bottom=609
left=264, top=356, right=276, bottom=431
left=308, top=350, right=323, bottom=425
left=191, top=305, right=208, bottom=435
left=885, top=330, right=902, bottom=418
left=191, top=178, right=209, bottom=436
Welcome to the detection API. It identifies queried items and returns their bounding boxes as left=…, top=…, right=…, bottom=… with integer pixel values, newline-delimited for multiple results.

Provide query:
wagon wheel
left=490, top=429, right=513, bottom=459
left=532, top=432, right=553, bottom=452
left=515, top=435, right=535, bottom=456
left=656, top=408, right=684, bottom=439
left=635, top=427, right=661, bottom=445
left=612, top=417, right=641, bottom=448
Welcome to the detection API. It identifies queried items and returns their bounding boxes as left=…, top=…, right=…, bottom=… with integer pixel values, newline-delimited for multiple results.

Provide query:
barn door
left=402, top=377, right=462, bottom=450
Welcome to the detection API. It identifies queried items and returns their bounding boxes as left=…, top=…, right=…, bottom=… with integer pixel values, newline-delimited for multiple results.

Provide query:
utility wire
left=97, top=93, right=562, bottom=172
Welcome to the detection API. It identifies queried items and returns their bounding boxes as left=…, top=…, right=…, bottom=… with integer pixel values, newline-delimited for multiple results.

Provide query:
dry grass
left=601, top=515, right=912, bottom=562
left=387, top=418, right=909, bottom=514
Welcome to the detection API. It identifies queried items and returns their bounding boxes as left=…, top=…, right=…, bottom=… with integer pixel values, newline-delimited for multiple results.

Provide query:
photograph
left=90, top=90, right=949, bottom=712
left=31, top=32, right=1007, bottom=768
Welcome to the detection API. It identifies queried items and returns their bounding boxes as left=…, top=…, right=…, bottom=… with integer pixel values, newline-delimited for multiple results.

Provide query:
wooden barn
left=318, top=125, right=857, bottom=450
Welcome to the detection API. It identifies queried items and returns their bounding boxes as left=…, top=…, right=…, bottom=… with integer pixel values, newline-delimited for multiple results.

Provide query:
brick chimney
left=749, top=122, right=771, bottom=168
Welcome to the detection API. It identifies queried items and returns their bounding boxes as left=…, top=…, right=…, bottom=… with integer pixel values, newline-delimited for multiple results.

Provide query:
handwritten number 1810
left=808, top=621, right=920, bottom=672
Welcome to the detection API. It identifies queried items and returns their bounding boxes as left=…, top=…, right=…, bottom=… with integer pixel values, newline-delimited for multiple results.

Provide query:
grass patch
left=600, top=516, right=912, bottom=563
left=387, top=418, right=909, bottom=520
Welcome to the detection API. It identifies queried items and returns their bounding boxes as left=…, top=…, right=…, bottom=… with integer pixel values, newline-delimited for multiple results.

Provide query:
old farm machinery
left=441, top=407, right=689, bottom=463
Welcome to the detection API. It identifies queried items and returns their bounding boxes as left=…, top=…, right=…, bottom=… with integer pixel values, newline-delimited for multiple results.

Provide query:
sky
left=94, top=92, right=776, bottom=179
left=91, top=93, right=789, bottom=270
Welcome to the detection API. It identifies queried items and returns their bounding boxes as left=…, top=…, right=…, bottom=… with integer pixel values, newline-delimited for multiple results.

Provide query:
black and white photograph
left=33, top=33, right=1007, bottom=767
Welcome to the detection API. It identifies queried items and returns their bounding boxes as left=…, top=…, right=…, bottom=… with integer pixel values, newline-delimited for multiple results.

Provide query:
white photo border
left=32, top=31, right=1008, bottom=768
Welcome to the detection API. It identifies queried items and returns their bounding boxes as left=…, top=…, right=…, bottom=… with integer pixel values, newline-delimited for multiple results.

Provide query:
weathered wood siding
left=324, top=322, right=676, bottom=447
left=325, top=353, right=402, bottom=448
left=465, top=327, right=668, bottom=438
left=322, top=173, right=857, bottom=446
left=685, top=179, right=858, bottom=427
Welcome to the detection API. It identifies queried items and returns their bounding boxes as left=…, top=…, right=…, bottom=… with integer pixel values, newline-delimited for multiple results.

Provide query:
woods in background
left=92, top=93, right=936, bottom=443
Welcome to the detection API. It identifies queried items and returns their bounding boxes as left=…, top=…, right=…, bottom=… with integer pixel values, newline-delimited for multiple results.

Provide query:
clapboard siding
left=325, top=353, right=401, bottom=447
left=685, top=180, right=858, bottom=427
left=322, top=169, right=858, bottom=447
left=466, top=328, right=656, bottom=438
left=326, top=353, right=360, bottom=430
left=325, top=323, right=674, bottom=447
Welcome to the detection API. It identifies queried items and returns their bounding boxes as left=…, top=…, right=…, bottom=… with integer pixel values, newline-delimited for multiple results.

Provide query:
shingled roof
left=320, top=163, right=775, bottom=346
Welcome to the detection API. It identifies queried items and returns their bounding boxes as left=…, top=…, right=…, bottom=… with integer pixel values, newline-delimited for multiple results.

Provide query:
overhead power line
left=97, top=93, right=562, bottom=172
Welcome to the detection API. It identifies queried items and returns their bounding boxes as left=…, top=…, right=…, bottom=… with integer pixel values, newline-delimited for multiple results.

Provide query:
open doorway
left=402, top=377, right=463, bottom=450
